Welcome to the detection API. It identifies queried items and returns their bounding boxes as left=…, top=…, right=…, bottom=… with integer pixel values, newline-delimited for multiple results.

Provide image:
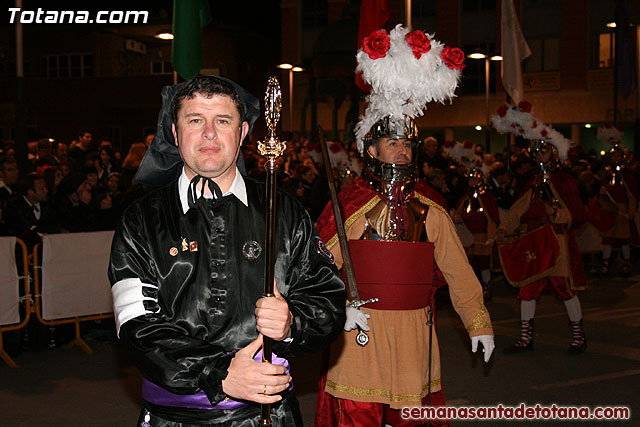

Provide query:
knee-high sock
left=602, top=244, right=612, bottom=259
left=563, top=295, right=583, bottom=321
left=481, top=269, right=491, bottom=284
left=521, top=299, right=536, bottom=321
left=622, top=244, right=631, bottom=260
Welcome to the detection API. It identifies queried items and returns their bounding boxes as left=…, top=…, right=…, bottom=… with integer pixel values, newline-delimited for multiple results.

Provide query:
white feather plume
left=596, top=125, right=623, bottom=145
left=355, top=24, right=463, bottom=152
left=490, top=102, right=571, bottom=161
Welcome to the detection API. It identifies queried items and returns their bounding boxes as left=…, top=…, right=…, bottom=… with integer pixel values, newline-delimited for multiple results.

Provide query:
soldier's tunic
left=594, top=167, right=639, bottom=245
left=315, top=177, right=492, bottom=410
left=455, top=189, right=501, bottom=272
left=498, top=170, right=587, bottom=300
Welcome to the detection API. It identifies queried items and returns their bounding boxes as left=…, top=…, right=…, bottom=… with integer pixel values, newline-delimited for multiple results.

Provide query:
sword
left=317, top=125, right=377, bottom=347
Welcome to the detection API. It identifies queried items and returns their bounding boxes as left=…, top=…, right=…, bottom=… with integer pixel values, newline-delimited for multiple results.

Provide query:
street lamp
left=154, top=31, right=174, bottom=40
left=470, top=52, right=503, bottom=153
left=277, top=63, right=304, bottom=130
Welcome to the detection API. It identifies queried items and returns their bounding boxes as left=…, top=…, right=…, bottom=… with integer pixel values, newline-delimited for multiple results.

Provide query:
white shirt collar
left=178, top=167, right=248, bottom=214
left=0, top=180, right=11, bottom=194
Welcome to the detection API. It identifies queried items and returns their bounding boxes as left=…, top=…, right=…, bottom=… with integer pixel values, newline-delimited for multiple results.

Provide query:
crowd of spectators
left=1, top=129, right=639, bottom=256
left=0, top=130, right=156, bottom=246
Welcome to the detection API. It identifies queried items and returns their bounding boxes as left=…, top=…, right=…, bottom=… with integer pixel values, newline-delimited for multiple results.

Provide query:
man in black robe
left=108, top=76, right=346, bottom=426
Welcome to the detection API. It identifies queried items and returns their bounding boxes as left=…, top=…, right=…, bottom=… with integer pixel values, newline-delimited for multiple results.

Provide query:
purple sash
left=142, top=350, right=291, bottom=410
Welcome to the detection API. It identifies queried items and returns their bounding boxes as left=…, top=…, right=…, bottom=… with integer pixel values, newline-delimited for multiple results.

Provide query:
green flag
left=172, top=0, right=212, bottom=81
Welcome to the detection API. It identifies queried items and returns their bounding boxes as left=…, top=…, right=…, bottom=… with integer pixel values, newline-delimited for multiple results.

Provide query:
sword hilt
left=348, top=297, right=379, bottom=309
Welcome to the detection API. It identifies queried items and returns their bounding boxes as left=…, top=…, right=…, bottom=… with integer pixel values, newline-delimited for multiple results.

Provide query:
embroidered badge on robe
left=316, top=237, right=334, bottom=264
left=242, top=241, right=262, bottom=260
left=189, top=241, right=198, bottom=252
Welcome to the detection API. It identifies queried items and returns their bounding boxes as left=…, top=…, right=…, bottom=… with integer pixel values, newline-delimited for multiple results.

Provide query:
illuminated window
left=596, top=32, right=615, bottom=68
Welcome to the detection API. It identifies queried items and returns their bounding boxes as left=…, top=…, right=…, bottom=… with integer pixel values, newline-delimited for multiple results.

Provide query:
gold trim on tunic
left=326, top=379, right=441, bottom=402
left=413, top=193, right=454, bottom=225
left=326, top=195, right=381, bottom=249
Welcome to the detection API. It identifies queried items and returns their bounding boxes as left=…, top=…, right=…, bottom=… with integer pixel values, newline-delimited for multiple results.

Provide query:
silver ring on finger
left=263, top=384, right=267, bottom=394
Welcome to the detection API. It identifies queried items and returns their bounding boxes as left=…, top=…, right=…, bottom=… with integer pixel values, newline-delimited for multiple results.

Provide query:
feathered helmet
left=355, top=24, right=465, bottom=153
left=597, top=125, right=623, bottom=146
left=491, top=100, right=571, bottom=162
left=597, top=125, right=626, bottom=166
left=443, top=139, right=476, bottom=170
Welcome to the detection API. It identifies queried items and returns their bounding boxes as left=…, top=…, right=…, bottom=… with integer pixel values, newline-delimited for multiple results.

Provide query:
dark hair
left=78, top=129, right=92, bottom=138
left=16, top=172, right=44, bottom=196
left=491, top=165, right=507, bottom=179
left=171, top=76, right=245, bottom=129
left=0, top=155, right=17, bottom=172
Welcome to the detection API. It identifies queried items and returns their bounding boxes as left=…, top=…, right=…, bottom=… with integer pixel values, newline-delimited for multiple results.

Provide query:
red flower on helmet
left=518, top=100, right=532, bottom=112
left=541, top=129, right=549, bottom=137
left=441, top=46, right=466, bottom=70
left=497, top=105, right=508, bottom=117
left=405, top=30, right=431, bottom=59
left=363, top=29, right=390, bottom=60
left=307, top=143, right=320, bottom=151
left=444, top=139, right=456, bottom=148
left=532, top=121, right=538, bottom=128
left=329, top=142, right=342, bottom=153
left=463, top=140, right=473, bottom=149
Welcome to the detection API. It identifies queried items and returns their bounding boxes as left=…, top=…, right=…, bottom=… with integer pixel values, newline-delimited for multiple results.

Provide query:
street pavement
left=1, top=267, right=638, bottom=426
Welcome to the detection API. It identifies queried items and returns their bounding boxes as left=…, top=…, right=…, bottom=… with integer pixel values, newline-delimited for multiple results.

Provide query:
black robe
left=108, top=176, right=346, bottom=426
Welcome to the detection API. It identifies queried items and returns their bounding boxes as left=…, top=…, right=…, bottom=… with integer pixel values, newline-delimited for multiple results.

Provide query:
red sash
left=347, top=240, right=434, bottom=310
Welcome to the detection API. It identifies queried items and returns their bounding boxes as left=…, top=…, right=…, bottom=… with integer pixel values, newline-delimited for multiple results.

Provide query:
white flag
left=501, top=0, right=531, bottom=104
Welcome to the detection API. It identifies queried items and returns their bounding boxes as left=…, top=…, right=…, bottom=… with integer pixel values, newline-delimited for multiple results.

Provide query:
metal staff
left=317, top=125, right=377, bottom=346
left=257, top=76, right=286, bottom=426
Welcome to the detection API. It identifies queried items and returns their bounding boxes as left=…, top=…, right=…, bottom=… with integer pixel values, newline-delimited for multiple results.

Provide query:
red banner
left=499, top=225, right=560, bottom=287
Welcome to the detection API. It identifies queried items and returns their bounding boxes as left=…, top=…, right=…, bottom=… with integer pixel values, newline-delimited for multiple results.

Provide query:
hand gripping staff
left=256, top=76, right=286, bottom=426
left=317, top=125, right=378, bottom=347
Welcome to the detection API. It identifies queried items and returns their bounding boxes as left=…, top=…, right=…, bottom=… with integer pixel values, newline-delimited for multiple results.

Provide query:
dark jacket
left=108, top=176, right=346, bottom=425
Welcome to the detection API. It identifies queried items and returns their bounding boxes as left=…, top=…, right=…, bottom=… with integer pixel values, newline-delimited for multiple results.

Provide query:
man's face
left=301, top=170, right=317, bottom=184
left=424, top=139, right=438, bottom=157
left=32, top=178, right=48, bottom=202
left=107, top=176, right=119, bottom=192
left=87, top=173, right=98, bottom=188
left=55, top=143, right=68, bottom=158
left=100, top=149, right=110, bottom=165
left=38, top=145, right=51, bottom=159
left=368, top=138, right=412, bottom=165
left=2, top=162, right=19, bottom=185
left=172, top=93, right=248, bottom=181
left=77, top=181, right=92, bottom=204
left=535, top=150, right=552, bottom=165
left=80, top=133, right=92, bottom=149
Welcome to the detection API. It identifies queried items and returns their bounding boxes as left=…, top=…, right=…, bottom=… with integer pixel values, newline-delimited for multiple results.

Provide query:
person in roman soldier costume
left=314, top=25, right=494, bottom=427
left=590, top=125, right=638, bottom=276
left=455, top=168, right=501, bottom=300
left=492, top=101, right=588, bottom=355
left=108, top=75, right=346, bottom=426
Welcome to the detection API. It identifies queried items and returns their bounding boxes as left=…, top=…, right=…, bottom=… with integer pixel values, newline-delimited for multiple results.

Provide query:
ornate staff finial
left=258, top=76, right=287, bottom=166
